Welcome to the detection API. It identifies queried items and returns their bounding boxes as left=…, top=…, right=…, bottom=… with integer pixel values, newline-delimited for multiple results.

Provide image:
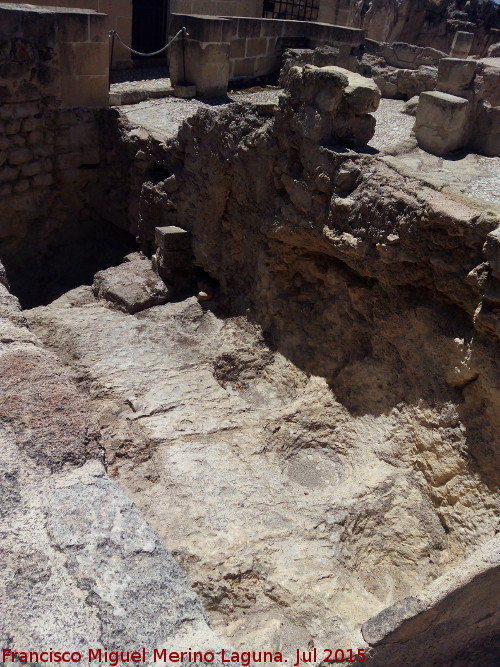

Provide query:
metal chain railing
left=109, top=26, right=188, bottom=58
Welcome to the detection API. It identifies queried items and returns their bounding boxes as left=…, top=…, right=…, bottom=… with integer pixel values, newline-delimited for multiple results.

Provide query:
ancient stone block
left=60, top=74, right=109, bottom=107
left=246, top=37, right=267, bottom=58
left=13, top=179, right=30, bottom=194
left=27, top=131, right=44, bottom=145
left=171, top=13, right=232, bottom=44
left=343, top=69, right=381, bottom=113
left=396, top=65, right=438, bottom=99
left=260, top=19, right=285, bottom=37
left=10, top=134, right=26, bottom=149
left=173, top=84, right=196, bottom=99
left=437, top=58, right=477, bottom=99
left=415, top=91, right=470, bottom=155
left=155, top=226, right=191, bottom=251
left=56, top=151, right=82, bottom=170
left=8, top=147, right=32, bottom=165
left=157, top=249, right=193, bottom=270
left=232, top=58, right=257, bottom=78
left=5, top=120, right=22, bottom=135
left=255, top=56, right=279, bottom=77
left=473, top=102, right=500, bottom=157
left=479, top=60, right=500, bottom=107
left=230, top=39, right=246, bottom=59
left=60, top=41, right=109, bottom=78
left=170, top=39, right=230, bottom=97
left=450, top=31, right=474, bottom=58
left=0, top=166, right=19, bottom=184
left=92, top=253, right=171, bottom=314
left=235, top=18, right=262, bottom=39
left=362, top=596, right=426, bottom=645
left=402, top=95, right=419, bottom=116
left=22, top=116, right=43, bottom=132
left=33, top=173, right=54, bottom=187
left=34, top=143, right=55, bottom=158
left=12, top=101, right=39, bottom=119
left=57, top=13, right=91, bottom=44
left=21, top=161, right=42, bottom=177
left=281, top=65, right=380, bottom=146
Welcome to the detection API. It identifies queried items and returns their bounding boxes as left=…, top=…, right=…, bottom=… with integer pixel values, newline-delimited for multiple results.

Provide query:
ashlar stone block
left=155, top=226, right=191, bottom=251
left=415, top=91, right=470, bottom=155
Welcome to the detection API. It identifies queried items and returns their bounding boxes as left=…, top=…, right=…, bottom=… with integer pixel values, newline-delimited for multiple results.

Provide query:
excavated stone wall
left=21, top=67, right=499, bottom=661
left=1, top=17, right=499, bottom=658
left=130, top=74, right=500, bottom=493
left=319, top=0, right=500, bottom=56
left=0, top=5, right=135, bottom=306
left=280, top=40, right=448, bottom=100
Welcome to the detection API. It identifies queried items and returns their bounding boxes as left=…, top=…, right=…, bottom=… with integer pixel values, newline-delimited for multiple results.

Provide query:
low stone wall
left=169, top=12, right=364, bottom=93
left=171, top=0, right=262, bottom=18
left=6, top=0, right=131, bottom=67
left=364, top=39, right=447, bottom=70
left=362, top=39, right=448, bottom=99
left=228, top=16, right=363, bottom=80
left=0, top=3, right=109, bottom=107
left=0, top=4, right=108, bottom=219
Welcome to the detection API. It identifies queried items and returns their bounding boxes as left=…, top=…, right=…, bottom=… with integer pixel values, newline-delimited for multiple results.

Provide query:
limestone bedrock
left=0, top=268, right=222, bottom=664
left=15, top=63, right=500, bottom=665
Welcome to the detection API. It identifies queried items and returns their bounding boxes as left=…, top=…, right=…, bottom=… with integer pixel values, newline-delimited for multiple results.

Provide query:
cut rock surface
left=0, top=274, right=221, bottom=662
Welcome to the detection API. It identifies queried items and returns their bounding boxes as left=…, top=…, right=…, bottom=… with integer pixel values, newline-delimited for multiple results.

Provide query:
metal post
left=109, top=30, right=116, bottom=91
left=182, top=27, right=186, bottom=84
left=165, top=0, right=171, bottom=77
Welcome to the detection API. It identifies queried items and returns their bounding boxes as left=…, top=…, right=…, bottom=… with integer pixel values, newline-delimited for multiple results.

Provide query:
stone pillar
left=153, top=226, right=194, bottom=291
left=169, top=14, right=232, bottom=98
left=450, top=31, right=474, bottom=58
left=414, top=91, right=470, bottom=155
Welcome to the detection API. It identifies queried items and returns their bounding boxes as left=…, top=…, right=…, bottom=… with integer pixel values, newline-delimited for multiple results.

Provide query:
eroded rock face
left=24, top=87, right=500, bottom=663
left=0, top=264, right=221, bottom=661
left=279, top=65, right=380, bottom=145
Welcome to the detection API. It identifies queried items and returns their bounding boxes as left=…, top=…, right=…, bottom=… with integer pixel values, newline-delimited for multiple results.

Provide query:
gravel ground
left=120, top=97, right=225, bottom=138
left=229, top=86, right=281, bottom=105
left=369, top=98, right=415, bottom=153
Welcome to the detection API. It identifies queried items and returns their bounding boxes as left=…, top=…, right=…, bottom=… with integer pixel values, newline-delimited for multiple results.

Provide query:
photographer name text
left=1, top=648, right=366, bottom=665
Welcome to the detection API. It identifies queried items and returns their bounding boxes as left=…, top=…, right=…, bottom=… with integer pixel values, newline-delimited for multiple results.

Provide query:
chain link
left=109, top=27, right=188, bottom=58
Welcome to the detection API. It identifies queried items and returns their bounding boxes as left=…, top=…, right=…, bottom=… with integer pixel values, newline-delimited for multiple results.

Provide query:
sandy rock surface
left=26, top=275, right=499, bottom=656
left=0, top=271, right=221, bottom=663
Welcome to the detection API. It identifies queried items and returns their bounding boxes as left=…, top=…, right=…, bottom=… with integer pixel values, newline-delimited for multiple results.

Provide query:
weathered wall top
left=0, top=2, right=109, bottom=107
left=4, top=1, right=132, bottom=66
left=0, top=2, right=103, bottom=15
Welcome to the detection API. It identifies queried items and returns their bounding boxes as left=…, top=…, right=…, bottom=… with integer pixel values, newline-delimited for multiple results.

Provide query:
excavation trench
left=8, top=92, right=497, bottom=663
